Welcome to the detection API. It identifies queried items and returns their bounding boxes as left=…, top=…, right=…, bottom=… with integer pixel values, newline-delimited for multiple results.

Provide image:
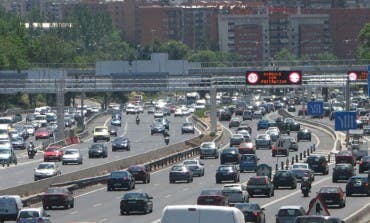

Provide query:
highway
left=0, top=112, right=197, bottom=190
left=40, top=111, right=339, bottom=223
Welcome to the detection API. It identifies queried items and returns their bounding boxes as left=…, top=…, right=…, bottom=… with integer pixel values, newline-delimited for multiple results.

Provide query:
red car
left=238, top=142, right=255, bottom=154
left=317, top=186, right=346, bottom=208
left=42, top=187, right=74, bottom=209
left=35, top=128, right=50, bottom=140
left=197, top=188, right=228, bottom=206
left=335, top=151, right=356, bottom=166
left=127, top=165, right=151, bottom=184
left=44, top=145, right=63, bottom=162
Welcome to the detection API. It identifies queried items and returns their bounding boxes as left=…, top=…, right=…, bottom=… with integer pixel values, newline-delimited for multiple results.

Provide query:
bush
left=194, top=108, right=208, bottom=118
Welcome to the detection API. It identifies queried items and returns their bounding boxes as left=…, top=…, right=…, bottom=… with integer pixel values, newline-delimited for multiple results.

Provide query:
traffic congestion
left=0, top=89, right=369, bottom=223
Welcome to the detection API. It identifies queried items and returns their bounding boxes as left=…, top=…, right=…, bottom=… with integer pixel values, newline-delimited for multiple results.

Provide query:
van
left=0, top=124, right=9, bottom=141
left=0, top=195, right=23, bottom=221
left=160, top=205, right=245, bottom=223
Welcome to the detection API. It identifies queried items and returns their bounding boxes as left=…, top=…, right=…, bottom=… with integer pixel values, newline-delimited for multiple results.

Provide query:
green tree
left=315, top=52, right=337, bottom=61
left=358, top=23, right=370, bottom=59
left=159, top=40, right=190, bottom=60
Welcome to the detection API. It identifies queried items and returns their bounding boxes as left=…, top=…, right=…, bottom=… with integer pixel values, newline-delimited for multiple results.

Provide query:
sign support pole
left=346, top=73, right=350, bottom=145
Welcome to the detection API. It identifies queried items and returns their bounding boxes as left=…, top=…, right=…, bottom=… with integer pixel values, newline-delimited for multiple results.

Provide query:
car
left=255, top=134, right=272, bottom=150
left=306, top=155, right=329, bottom=175
left=182, top=159, right=205, bottom=177
left=42, top=187, right=74, bottom=210
left=276, top=206, right=306, bottom=223
left=357, top=119, right=364, bottom=129
left=0, top=147, right=17, bottom=166
left=265, top=129, right=279, bottom=142
left=220, top=147, right=240, bottom=164
left=359, top=155, right=370, bottom=173
left=239, top=154, right=258, bottom=172
left=108, top=126, right=118, bottom=136
left=64, top=118, right=73, bottom=128
left=297, top=129, right=312, bottom=142
left=169, top=164, right=193, bottom=183
left=150, top=122, right=166, bottom=135
left=24, top=124, right=35, bottom=136
left=289, top=121, right=301, bottom=132
left=253, top=110, right=263, bottom=119
left=272, top=140, right=289, bottom=157
left=34, top=162, right=61, bottom=181
left=257, top=119, right=269, bottom=130
left=238, top=142, right=255, bottom=154
left=235, top=203, right=265, bottom=223
left=290, top=163, right=315, bottom=182
left=332, top=163, right=355, bottom=182
left=10, top=136, right=25, bottom=150
left=318, top=186, right=346, bottom=208
left=268, top=120, right=278, bottom=128
left=197, top=188, right=228, bottom=206
left=277, top=122, right=290, bottom=135
left=246, top=176, right=274, bottom=197
left=112, top=137, right=131, bottom=151
left=242, top=110, right=253, bottom=120
left=110, top=118, right=122, bottom=127
left=93, top=126, right=110, bottom=142
left=229, top=118, right=241, bottom=128
left=147, top=107, right=156, bottom=114
left=154, top=111, right=164, bottom=118
left=44, top=145, right=63, bottom=162
left=181, top=122, right=195, bottom=134
left=219, top=109, right=232, bottom=121
left=199, top=141, right=219, bottom=159
left=287, top=105, right=296, bottom=112
left=112, top=112, right=122, bottom=120
left=127, top=165, right=151, bottom=183
left=14, top=126, right=28, bottom=139
left=335, top=150, right=356, bottom=166
left=346, top=176, right=370, bottom=196
left=215, top=165, right=239, bottom=184
left=107, top=170, right=135, bottom=191
left=230, top=134, right=245, bottom=147
left=280, top=136, right=298, bottom=151
left=237, top=123, right=252, bottom=134
left=273, top=170, right=297, bottom=189
left=363, top=125, right=370, bottom=135
left=26, top=113, right=36, bottom=122
left=35, top=128, right=50, bottom=140
left=174, top=109, right=184, bottom=117
left=237, top=129, right=251, bottom=142
left=88, top=143, right=108, bottom=158
left=16, top=207, right=51, bottom=223
left=222, top=184, right=249, bottom=206
left=62, top=148, right=83, bottom=165
left=294, top=216, right=344, bottom=223
left=155, top=118, right=170, bottom=130
left=120, top=192, right=153, bottom=215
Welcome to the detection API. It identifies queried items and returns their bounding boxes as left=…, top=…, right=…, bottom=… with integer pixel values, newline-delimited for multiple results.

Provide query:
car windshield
left=47, top=188, right=65, bottom=193
left=91, top=144, right=104, bottom=149
left=201, top=143, right=214, bottom=148
left=19, top=211, right=40, bottom=218
left=200, top=189, right=222, bottom=196
left=248, top=178, right=267, bottom=185
left=276, top=171, right=291, bottom=177
left=235, top=203, right=260, bottom=211
left=0, top=149, right=10, bottom=154
left=183, top=160, right=197, bottom=165
left=335, top=165, right=351, bottom=170
left=46, top=148, right=58, bottom=152
left=218, top=166, right=232, bottom=171
left=293, top=164, right=308, bottom=169
left=257, top=135, right=268, bottom=139
left=171, top=165, right=185, bottom=171
left=319, top=187, right=339, bottom=193
left=241, top=155, right=256, bottom=161
left=111, top=171, right=128, bottom=178
left=363, top=157, right=370, bottom=162
left=95, top=128, right=106, bottom=132
left=123, top=193, right=144, bottom=200
left=183, top=123, right=193, bottom=127
left=65, top=150, right=77, bottom=155
left=307, top=156, right=321, bottom=163
left=278, top=209, right=302, bottom=216
left=0, top=129, right=7, bottom=134
left=38, top=164, right=54, bottom=169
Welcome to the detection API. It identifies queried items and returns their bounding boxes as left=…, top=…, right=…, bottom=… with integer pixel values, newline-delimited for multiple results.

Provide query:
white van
left=0, top=195, right=23, bottom=221
left=160, top=205, right=245, bottom=223
left=0, top=124, right=9, bottom=140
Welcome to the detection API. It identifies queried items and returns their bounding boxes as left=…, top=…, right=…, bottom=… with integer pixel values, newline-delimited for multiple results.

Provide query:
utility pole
left=56, top=79, right=65, bottom=141
left=346, top=73, right=350, bottom=145
left=210, top=88, right=217, bottom=133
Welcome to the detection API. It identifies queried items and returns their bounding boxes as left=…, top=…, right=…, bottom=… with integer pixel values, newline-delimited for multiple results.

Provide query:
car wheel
left=200, top=155, right=204, bottom=159
left=332, top=178, right=337, bottom=183
left=71, top=200, right=74, bottom=208
left=107, top=186, right=112, bottom=191
left=121, top=210, right=125, bottom=215
left=62, top=162, right=65, bottom=165
left=216, top=179, right=220, bottom=184
left=346, top=192, right=351, bottom=197
left=43, top=205, right=48, bottom=210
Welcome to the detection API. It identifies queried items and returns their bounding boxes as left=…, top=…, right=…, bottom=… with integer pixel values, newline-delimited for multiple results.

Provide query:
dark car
left=346, top=176, right=370, bottom=196
left=64, top=118, right=73, bottom=128
left=235, top=203, right=265, bottom=223
left=108, top=126, right=118, bottom=136
left=229, top=134, right=245, bottom=147
left=42, top=187, right=74, bottom=210
left=287, top=105, right=296, bottom=112
left=155, top=118, right=170, bottom=130
left=318, top=186, right=346, bottom=208
left=120, top=192, right=153, bottom=215
left=242, top=110, right=253, bottom=121
left=332, top=163, right=355, bottom=182
left=26, top=113, right=36, bottom=122
left=150, top=122, right=165, bottom=135
left=181, top=122, right=195, bottom=134
left=220, top=147, right=240, bottom=164
left=229, top=118, right=241, bottom=128
left=335, top=150, right=356, bottom=166
left=112, top=137, right=131, bottom=151
left=215, top=165, right=240, bottom=183
left=273, top=170, right=297, bottom=189
left=289, top=121, right=301, bottom=132
left=297, top=129, right=312, bottom=142
left=219, top=110, right=232, bottom=121
left=257, top=119, right=269, bottom=130
left=246, top=176, right=274, bottom=197
left=127, top=165, right=150, bottom=184
left=107, top=170, right=135, bottom=191
left=363, top=125, right=370, bottom=135
left=359, top=156, right=370, bottom=173
left=306, top=155, right=329, bottom=175
left=169, top=164, right=193, bottom=183
left=277, top=122, right=290, bottom=135
left=197, top=188, right=228, bottom=206
left=237, top=124, right=252, bottom=135
left=239, top=154, right=258, bottom=172
left=88, top=143, right=108, bottom=158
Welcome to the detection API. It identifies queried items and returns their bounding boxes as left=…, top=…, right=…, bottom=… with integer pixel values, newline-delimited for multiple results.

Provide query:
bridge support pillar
left=210, top=88, right=217, bottom=133
left=56, top=79, right=65, bottom=141
left=80, top=92, right=85, bottom=129
left=104, top=93, right=108, bottom=110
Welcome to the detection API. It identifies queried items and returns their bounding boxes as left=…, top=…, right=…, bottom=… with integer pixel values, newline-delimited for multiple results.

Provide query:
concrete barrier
left=344, top=203, right=370, bottom=223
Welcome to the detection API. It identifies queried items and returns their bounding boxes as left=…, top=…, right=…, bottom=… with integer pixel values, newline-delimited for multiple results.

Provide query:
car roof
left=279, top=205, right=304, bottom=210
left=19, top=207, right=43, bottom=212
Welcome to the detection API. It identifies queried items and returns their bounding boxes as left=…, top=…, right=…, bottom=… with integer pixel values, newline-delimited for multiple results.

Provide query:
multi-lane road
left=0, top=113, right=197, bottom=190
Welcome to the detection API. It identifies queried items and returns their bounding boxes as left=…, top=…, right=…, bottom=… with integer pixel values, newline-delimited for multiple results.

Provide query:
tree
left=358, top=23, right=370, bottom=59
left=159, top=40, right=190, bottom=60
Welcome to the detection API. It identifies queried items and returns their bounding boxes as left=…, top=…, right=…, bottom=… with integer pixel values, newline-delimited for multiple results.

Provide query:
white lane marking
left=93, top=203, right=102, bottom=207
left=69, top=211, right=78, bottom=215
left=153, top=184, right=159, bottom=187
left=99, top=218, right=108, bottom=222
left=75, top=187, right=106, bottom=198
left=183, top=187, right=189, bottom=191
left=165, top=194, right=171, bottom=198
left=312, top=131, right=321, bottom=148
left=344, top=203, right=370, bottom=221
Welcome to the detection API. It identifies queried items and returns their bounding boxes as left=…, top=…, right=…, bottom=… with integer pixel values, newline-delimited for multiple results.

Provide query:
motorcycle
left=136, top=118, right=140, bottom=125
left=27, top=148, right=36, bottom=159
left=164, top=136, right=170, bottom=145
left=301, top=186, right=310, bottom=197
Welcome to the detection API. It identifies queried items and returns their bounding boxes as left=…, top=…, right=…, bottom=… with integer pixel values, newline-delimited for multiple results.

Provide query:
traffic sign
left=256, top=164, right=272, bottom=179
left=348, top=71, right=368, bottom=81
left=245, top=71, right=302, bottom=85
left=335, top=111, right=357, bottom=131
left=307, top=195, right=330, bottom=216
left=307, top=101, right=323, bottom=116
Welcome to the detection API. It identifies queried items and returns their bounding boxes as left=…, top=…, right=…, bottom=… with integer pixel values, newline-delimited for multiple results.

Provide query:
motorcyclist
left=136, top=115, right=140, bottom=124
left=27, top=141, right=36, bottom=155
left=301, top=175, right=312, bottom=192
left=163, top=129, right=170, bottom=138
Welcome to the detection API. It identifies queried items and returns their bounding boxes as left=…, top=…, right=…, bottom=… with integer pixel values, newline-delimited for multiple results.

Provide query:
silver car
left=17, top=207, right=51, bottom=223
left=62, top=149, right=83, bottom=165
left=34, top=162, right=61, bottom=181
left=182, top=159, right=205, bottom=176
left=199, top=142, right=218, bottom=159
left=276, top=206, right=306, bottom=223
left=222, top=183, right=249, bottom=206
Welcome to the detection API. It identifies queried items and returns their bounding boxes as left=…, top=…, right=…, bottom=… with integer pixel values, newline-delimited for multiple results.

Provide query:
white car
left=182, top=159, right=205, bottom=177
left=154, top=111, right=164, bottom=118
left=17, top=207, right=51, bottom=223
left=199, top=142, right=218, bottom=159
left=182, top=108, right=191, bottom=116
left=24, top=125, right=35, bottom=136
left=62, top=149, right=83, bottom=165
left=174, top=109, right=183, bottom=117
left=34, top=162, right=61, bottom=181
